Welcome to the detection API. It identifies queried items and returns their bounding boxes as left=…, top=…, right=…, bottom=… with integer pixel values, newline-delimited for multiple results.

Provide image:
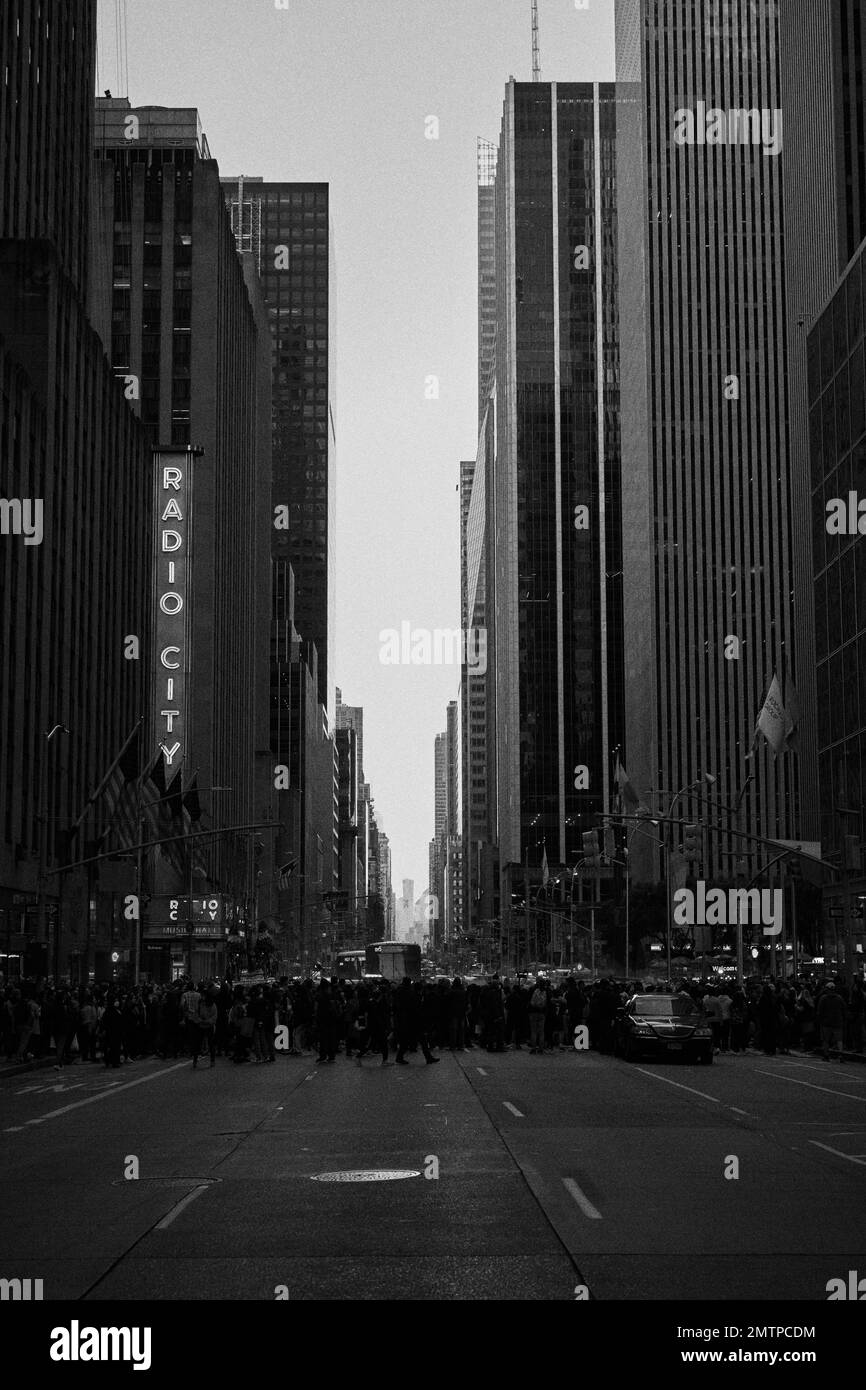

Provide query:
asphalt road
left=1, top=1046, right=864, bottom=1301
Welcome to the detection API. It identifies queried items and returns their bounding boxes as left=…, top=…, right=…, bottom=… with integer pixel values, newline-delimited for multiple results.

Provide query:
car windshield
left=632, top=996, right=700, bottom=1017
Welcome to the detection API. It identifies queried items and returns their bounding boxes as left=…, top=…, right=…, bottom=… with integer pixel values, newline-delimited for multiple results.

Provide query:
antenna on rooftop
left=532, top=0, right=541, bottom=82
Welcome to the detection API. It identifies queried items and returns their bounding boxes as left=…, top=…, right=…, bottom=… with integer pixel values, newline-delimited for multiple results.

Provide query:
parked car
left=613, top=993, right=714, bottom=1064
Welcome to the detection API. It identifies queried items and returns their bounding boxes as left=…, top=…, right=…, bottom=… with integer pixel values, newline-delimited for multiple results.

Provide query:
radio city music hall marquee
left=151, top=450, right=199, bottom=773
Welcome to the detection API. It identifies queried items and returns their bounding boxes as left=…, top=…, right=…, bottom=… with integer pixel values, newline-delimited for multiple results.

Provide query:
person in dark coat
left=757, top=984, right=778, bottom=1055
left=480, top=978, right=506, bottom=1051
left=448, top=978, right=468, bottom=1050
left=101, top=999, right=124, bottom=1069
left=394, top=980, right=439, bottom=1064
left=315, top=981, right=338, bottom=1063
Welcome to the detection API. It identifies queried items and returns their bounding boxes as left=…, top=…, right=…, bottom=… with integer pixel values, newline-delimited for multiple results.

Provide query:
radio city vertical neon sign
left=152, top=450, right=198, bottom=771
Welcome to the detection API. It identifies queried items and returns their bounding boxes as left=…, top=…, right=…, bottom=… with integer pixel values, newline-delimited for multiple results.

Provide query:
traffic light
left=582, top=830, right=602, bottom=868
left=682, top=824, right=703, bottom=865
left=787, top=854, right=802, bottom=880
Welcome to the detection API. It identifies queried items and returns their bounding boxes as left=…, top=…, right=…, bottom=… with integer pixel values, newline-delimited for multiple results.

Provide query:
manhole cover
left=309, top=1169, right=421, bottom=1183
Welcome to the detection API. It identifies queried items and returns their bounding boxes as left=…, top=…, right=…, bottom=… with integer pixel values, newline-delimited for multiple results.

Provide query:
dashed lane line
left=155, top=1184, right=211, bottom=1230
left=756, top=1070, right=866, bottom=1103
left=476, top=1067, right=488, bottom=1076
left=562, top=1177, right=603, bottom=1220
left=809, top=1141, right=866, bottom=1167
left=503, top=1101, right=524, bottom=1117
left=632, top=1066, right=721, bottom=1105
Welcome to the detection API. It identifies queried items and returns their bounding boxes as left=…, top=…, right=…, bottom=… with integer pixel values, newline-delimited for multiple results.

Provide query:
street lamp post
left=38, top=724, right=70, bottom=983
left=653, top=776, right=715, bottom=986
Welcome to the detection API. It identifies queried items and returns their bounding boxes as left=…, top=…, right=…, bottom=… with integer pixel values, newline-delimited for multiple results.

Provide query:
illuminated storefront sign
left=144, top=895, right=233, bottom=939
left=151, top=451, right=196, bottom=773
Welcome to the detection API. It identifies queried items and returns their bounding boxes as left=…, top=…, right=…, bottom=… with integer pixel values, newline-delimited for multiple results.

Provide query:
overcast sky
left=97, top=0, right=614, bottom=902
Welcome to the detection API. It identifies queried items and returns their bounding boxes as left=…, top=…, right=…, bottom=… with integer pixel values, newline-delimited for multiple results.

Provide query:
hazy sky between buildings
left=97, top=0, right=615, bottom=901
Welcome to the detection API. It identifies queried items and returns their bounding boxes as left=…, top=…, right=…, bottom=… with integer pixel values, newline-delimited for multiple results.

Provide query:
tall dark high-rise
left=461, top=139, right=500, bottom=942
left=792, top=1, right=866, bottom=966
left=222, top=177, right=336, bottom=716
left=0, top=2, right=149, bottom=982
left=485, top=81, right=625, bottom=910
left=780, top=0, right=866, bottom=848
left=807, top=240, right=866, bottom=968
left=0, top=0, right=94, bottom=297
left=615, top=0, right=797, bottom=878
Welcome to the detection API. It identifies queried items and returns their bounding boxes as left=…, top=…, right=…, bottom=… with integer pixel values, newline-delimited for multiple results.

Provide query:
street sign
left=828, top=907, right=845, bottom=918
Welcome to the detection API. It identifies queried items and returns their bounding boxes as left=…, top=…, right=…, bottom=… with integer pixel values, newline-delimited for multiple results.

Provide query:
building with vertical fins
left=89, top=99, right=275, bottom=977
left=615, top=0, right=797, bottom=881
left=487, top=81, right=625, bottom=927
left=0, top=1, right=149, bottom=983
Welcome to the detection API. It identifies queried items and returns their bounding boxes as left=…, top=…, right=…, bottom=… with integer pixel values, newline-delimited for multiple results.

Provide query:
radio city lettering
left=673, top=883, right=783, bottom=937
left=153, top=458, right=191, bottom=770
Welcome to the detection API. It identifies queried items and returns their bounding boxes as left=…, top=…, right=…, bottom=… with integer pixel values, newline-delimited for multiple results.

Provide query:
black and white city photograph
left=1, top=0, right=864, bottom=1365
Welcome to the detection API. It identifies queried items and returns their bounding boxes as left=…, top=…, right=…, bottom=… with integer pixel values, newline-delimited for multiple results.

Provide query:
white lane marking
left=779, top=1060, right=865, bottom=1082
left=304, top=1073, right=316, bottom=1082
left=156, top=1184, right=211, bottom=1229
left=563, top=1177, right=603, bottom=1221
left=15, top=1082, right=84, bottom=1095
left=756, top=1071, right=866, bottom=1103
left=503, top=1101, right=524, bottom=1117
left=730, top=1107, right=757, bottom=1117
left=633, top=1067, right=721, bottom=1104
left=476, top=1067, right=488, bottom=1076
left=13, top=1063, right=188, bottom=1127
left=809, top=1141, right=866, bottom=1167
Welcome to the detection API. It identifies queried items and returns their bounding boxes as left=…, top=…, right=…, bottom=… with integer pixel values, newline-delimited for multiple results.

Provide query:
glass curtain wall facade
left=810, top=243, right=866, bottom=860
left=222, top=178, right=336, bottom=717
left=492, top=82, right=624, bottom=882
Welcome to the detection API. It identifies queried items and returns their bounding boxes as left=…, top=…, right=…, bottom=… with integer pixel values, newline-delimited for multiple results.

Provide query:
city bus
left=366, top=941, right=422, bottom=981
left=335, top=949, right=366, bottom=982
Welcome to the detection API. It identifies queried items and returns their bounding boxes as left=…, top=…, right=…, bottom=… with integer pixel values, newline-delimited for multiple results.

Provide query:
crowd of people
left=1, top=972, right=864, bottom=1070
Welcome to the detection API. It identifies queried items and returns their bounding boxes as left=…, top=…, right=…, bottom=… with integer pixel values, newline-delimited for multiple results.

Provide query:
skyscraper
left=488, top=81, right=625, bottom=903
left=615, top=0, right=797, bottom=877
left=794, top=1, right=866, bottom=966
left=335, top=689, right=364, bottom=783
left=779, top=0, right=866, bottom=846
left=90, top=102, right=275, bottom=967
left=222, top=177, right=336, bottom=715
left=0, top=1, right=149, bottom=982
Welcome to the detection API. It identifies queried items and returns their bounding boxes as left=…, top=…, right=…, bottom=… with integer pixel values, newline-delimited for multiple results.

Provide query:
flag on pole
left=278, top=860, right=297, bottom=891
left=183, top=775, right=209, bottom=880
left=668, top=850, right=689, bottom=893
left=614, top=756, right=641, bottom=814
left=71, top=722, right=143, bottom=848
left=751, top=672, right=796, bottom=758
left=542, top=845, right=550, bottom=887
